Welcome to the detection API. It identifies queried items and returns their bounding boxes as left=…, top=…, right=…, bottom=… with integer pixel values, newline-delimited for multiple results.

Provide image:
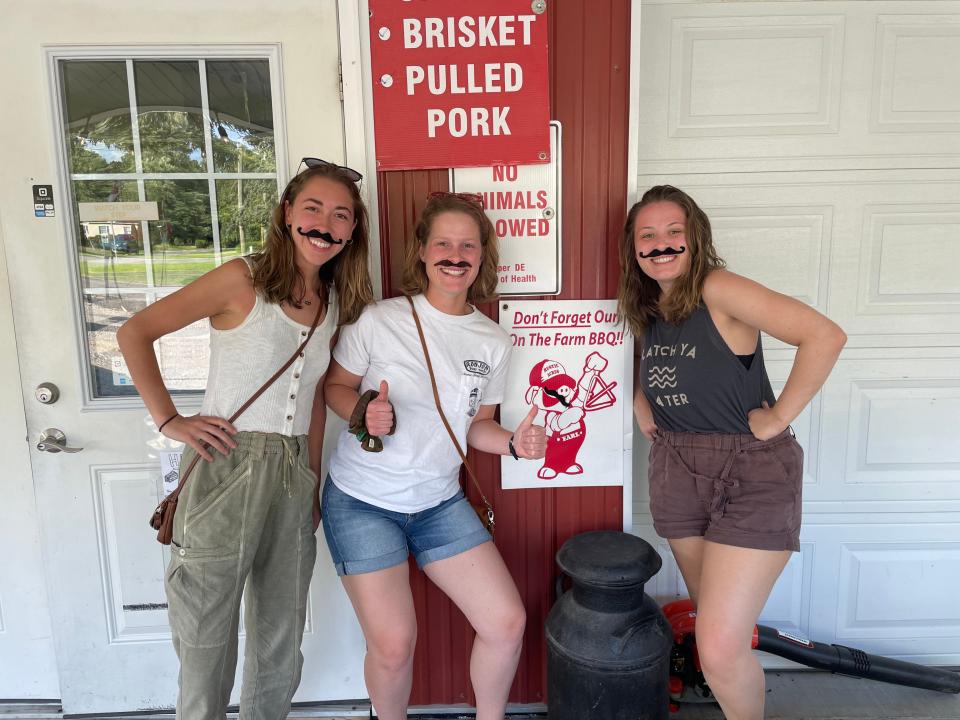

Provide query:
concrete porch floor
left=3, top=671, right=959, bottom=719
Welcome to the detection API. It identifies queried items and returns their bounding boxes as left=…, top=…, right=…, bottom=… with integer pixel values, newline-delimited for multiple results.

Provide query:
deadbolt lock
left=36, top=383, right=60, bottom=404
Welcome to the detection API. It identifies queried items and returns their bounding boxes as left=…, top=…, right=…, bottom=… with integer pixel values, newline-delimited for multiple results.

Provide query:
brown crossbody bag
left=149, top=301, right=325, bottom=544
left=406, top=295, right=495, bottom=536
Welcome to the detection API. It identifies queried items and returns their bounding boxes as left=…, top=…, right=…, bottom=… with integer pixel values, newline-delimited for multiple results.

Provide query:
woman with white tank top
left=118, top=160, right=373, bottom=720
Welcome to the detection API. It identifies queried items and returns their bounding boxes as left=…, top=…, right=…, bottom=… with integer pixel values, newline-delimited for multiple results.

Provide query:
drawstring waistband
left=228, top=432, right=305, bottom=497
left=657, top=435, right=742, bottom=523
left=654, top=428, right=794, bottom=524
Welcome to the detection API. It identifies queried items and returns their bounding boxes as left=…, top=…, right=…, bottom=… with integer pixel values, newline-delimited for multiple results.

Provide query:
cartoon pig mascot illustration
left=525, top=352, right=616, bottom=480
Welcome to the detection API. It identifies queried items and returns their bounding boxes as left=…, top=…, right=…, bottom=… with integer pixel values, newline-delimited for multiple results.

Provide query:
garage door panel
left=638, top=2, right=960, bottom=170
left=803, top=523, right=960, bottom=662
left=669, top=15, right=844, bottom=137
left=860, top=204, right=960, bottom=314
left=819, top=356, right=960, bottom=496
left=633, top=177, right=960, bottom=336
left=873, top=16, right=960, bottom=133
left=710, top=206, right=832, bottom=310
left=767, top=368, right=821, bottom=487
left=837, top=542, right=960, bottom=638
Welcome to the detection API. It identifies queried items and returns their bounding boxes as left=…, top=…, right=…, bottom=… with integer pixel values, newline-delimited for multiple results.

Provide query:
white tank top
left=200, top=261, right=338, bottom=436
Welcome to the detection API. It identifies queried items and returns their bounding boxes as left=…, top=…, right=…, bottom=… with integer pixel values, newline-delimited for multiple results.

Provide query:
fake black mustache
left=638, top=246, right=686, bottom=259
left=542, top=387, right=571, bottom=408
left=435, top=260, right=472, bottom=269
left=296, top=227, right=343, bottom=245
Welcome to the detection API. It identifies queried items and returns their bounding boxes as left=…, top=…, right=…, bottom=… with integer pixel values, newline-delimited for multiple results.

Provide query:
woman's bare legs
left=424, top=542, right=526, bottom=720
left=341, top=563, right=417, bottom=720
left=671, top=539, right=790, bottom=720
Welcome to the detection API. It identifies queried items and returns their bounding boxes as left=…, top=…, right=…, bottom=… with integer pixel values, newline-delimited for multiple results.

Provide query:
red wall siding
left=375, top=0, right=632, bottom=705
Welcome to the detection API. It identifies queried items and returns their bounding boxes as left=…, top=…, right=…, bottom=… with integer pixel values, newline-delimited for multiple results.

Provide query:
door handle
left=37, top=428, right=84, bottom=453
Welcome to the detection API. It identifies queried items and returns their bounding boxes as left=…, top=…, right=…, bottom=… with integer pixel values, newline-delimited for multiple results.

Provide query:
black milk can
left=546, top=531, right=672, bottom=720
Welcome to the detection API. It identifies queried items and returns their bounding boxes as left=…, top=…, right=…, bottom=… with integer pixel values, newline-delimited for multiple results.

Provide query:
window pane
left=216, top=179, right=276, bottom=260
left=85, top=293, right=208, bottom=397
left=86, top=293, right=147, bottom=398
left=135, top=61, right=206, bottom=173
left=156, top=298, right=210, bottom=393
left=60, top=58, right=281, bottom=401
left=74, top=180, right=146, bottom=289
left=145, top=180, right=214, bottom=287
left=207, top=60, right=276, bottom=173
left=62, top=61, right=136, bottom=173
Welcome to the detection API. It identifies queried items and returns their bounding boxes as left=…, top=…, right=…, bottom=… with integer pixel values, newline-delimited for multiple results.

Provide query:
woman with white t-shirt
left=322, top=192, right=546, bottom=720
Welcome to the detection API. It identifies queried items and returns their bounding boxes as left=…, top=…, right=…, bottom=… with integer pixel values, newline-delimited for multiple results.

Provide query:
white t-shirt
left=329, top=293, right=512, bottom=512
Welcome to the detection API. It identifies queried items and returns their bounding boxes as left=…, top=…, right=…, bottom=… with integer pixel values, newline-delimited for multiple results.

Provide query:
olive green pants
left=166, top=432, right=317, bottom=720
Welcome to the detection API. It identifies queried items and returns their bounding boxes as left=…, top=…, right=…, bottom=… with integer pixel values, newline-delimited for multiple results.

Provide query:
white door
left=630, top=0, right=960, bottom=664
left=0, top=239, right=60, bottom=700
left=0, top=3, right=367, bottom=713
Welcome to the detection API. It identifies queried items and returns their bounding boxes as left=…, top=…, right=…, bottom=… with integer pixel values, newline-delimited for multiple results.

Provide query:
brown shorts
left=648, top=428, right=803, bottom=552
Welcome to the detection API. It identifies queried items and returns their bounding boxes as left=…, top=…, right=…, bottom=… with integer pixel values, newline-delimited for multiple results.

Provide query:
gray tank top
left=640, top=305, right=776, bottom=434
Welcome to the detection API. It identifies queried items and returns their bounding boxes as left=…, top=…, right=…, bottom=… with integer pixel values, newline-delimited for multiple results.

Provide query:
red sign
left=369, top=0, right=551, bottom=170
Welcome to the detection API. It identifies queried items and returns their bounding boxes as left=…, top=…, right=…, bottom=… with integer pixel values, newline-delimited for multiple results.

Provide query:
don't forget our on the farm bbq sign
left=369, top=0, right=551, bottom=170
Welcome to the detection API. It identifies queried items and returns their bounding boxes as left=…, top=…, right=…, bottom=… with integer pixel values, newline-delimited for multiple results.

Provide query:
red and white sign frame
left=499, top=299, right=633, bottom=491
left=368, top=0, right=551, bottom=170
left=450, top=121, right=561, bottom=296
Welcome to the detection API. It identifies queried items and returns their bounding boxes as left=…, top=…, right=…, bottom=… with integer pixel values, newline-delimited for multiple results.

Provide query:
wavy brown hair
left=617, top=185, right=725, bottom=335
left=401, top=194, right=499, bottom=304
left=250, top=164, right=373, bottom=325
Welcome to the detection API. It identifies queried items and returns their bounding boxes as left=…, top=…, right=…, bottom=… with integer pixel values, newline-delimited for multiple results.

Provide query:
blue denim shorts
left=320, top=477, right=491, bottom=576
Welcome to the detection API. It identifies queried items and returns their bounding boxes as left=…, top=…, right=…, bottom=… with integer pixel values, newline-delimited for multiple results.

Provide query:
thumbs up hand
left=511, top=405, right=547, bottom=460
left=365, top=380, right=395, bottom=437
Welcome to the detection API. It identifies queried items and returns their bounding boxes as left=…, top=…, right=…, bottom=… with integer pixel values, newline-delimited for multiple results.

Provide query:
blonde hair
left=401, top=194, right=500, bottom=304
left=617, top=185, right=725, bottom=335
left=251, top=164, right=373, bottom=325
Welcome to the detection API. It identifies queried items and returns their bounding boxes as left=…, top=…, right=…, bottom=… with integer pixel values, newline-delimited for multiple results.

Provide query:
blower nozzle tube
left=755, top=625, right=960, bottom=694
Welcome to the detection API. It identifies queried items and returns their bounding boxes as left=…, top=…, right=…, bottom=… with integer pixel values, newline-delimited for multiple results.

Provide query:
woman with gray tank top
left=117, top=160, right=373, bottom=720
left=618, top=185, right=846, bottom=720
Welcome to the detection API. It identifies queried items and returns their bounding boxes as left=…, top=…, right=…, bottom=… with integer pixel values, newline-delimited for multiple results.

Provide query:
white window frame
left=337, top=0, right=383, bottom=299
left=44, top=44, right=289, bottom=410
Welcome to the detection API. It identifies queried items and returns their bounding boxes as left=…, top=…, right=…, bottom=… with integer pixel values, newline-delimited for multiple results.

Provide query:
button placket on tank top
left=283, top=341, right=306, bottom=434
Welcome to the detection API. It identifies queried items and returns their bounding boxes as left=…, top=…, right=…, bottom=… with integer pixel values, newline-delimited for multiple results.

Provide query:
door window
left=59, top=57, right=280, bottom=399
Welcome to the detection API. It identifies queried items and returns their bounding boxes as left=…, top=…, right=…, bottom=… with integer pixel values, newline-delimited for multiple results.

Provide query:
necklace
left=294, top=280, right=324, bottom=309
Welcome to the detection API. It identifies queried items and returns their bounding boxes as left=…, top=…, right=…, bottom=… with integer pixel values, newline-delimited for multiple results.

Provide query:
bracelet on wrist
left=508, top=435, right=520, bottom=461
left=158, top=413, right=179, bottom=434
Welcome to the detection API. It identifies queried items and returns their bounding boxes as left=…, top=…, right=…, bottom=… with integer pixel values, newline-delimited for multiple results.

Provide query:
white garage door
left=630, top=0, right=960, bottom=665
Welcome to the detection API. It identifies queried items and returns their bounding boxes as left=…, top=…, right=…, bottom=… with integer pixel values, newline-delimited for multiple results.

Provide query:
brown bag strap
left=163, top=299, right=326, bottom=505
left=405, top=295, right=494, bottom=520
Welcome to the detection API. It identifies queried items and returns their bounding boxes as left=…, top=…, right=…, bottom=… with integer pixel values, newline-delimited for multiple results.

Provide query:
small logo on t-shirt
left=464, top=360, right=490, bottom=376
left=467, top=388, right=481, bottom=416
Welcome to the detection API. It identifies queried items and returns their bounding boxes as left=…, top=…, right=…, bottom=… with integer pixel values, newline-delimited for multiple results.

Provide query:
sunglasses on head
left=427, top=190, right=485, bottom=208
left=298, top=157, right=363, bottom=183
